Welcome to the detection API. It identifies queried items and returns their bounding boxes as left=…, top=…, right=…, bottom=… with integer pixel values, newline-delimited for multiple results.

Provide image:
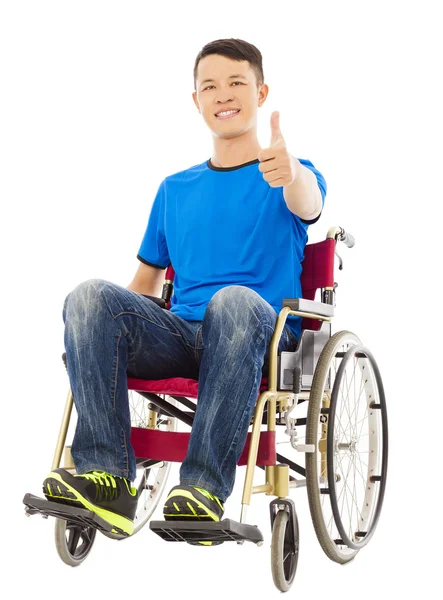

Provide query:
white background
left=1, top=0, right=441, bottom=596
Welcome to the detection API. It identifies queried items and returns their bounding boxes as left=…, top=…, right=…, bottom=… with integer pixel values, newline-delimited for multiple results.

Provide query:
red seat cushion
left=127, top=376, right=270, bottom=398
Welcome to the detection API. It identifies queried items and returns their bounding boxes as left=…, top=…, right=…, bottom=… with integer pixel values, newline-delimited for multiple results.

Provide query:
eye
left=203, top=81, right=244, bottom=91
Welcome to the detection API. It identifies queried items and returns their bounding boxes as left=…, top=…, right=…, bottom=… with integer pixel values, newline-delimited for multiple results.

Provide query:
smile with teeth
left=216, top=109, right=240, bottom=119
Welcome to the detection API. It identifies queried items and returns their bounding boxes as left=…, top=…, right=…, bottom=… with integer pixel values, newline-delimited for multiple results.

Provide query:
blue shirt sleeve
left=137, top=179, right=170, bottom=269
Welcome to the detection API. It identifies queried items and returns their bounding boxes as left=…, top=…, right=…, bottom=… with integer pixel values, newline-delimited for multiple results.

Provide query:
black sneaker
left=43, top=468, right=137, bottom=536
left=163, top=484, right=225, bottom=546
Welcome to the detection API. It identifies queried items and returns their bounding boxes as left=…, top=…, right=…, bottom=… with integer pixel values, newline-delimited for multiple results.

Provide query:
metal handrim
left=327, top=344, right=388, bottom=549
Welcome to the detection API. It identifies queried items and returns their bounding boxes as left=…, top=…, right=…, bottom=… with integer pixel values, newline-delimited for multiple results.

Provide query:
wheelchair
left=23, top=225, right=388, bottom=593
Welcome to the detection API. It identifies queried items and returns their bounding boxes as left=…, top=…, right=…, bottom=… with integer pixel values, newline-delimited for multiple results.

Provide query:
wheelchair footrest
left=149, top=518, right=264, bottom=545
left=22, top=493, right=128, bottom=536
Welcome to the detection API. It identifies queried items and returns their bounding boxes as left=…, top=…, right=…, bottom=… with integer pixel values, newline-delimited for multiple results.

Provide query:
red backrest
left=300, top=237, right=336, bottom=331
left=164, top=236, right=336, bottom=332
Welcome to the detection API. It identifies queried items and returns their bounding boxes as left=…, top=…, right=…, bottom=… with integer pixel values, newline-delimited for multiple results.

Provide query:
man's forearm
left=283, top=156, right=322, bottom=220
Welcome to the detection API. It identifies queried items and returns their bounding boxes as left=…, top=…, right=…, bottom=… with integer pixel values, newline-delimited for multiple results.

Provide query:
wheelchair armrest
left=282, top=297, right=334, bottom=317
left=140, top=294, right=167, bottom=309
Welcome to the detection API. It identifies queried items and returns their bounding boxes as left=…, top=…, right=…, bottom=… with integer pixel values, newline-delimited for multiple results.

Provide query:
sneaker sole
left=43, top=471, right=134, bottom=536
left=189, top=539, right=224, bottom=546
left=164, top=489, right=224, bottom=546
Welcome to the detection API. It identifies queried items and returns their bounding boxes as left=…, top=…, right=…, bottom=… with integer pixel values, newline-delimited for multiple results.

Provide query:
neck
left=210, top=128, right=262, bottom=168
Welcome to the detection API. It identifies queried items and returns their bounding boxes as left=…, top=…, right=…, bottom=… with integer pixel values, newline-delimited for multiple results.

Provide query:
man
left=42, top=38, right=326, bottom=545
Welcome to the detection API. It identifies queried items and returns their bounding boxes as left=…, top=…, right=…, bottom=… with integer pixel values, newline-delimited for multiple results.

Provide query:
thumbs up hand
left=258, top=111, right=298, bottom=188
left=269, top=109, right=286, bottom=148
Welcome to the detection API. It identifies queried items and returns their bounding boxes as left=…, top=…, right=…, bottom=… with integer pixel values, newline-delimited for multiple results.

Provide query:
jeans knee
left=209, top=285, right=257, bottom=307
left=207, top=285, right=271, bottom=330
left=63, top=278, right=111, bottom=322
left=209, top=285, right=264, bottom=312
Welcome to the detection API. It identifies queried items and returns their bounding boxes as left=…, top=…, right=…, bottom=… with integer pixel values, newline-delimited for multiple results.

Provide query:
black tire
left=271, top=509, right=299, bottom=592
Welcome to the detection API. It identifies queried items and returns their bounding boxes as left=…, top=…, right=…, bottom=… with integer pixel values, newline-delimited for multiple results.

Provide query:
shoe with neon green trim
left=42, top=468, right=138, bottom=536
left=163, top=484, right=225, bottom=546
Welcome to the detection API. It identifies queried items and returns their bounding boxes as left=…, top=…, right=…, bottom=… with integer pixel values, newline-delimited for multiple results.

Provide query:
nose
left=216, top=97, right=234, bottom=105
left=215, top=89, right=235, bottom=102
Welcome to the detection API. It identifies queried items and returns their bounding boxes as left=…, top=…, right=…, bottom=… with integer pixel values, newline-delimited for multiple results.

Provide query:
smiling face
left=193, top=54, right=268, bottom=140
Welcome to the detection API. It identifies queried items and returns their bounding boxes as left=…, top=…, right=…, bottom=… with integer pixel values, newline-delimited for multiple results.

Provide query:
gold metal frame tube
left=147, top=407, right=158, bottom=429
left=242, top=389, right=276, bottom=506
left=51, top=388, right=74, bottom=470
left=274, top=464, right=290, bottom=497
left=281, top=309, right=331, bottom=322
left=321, top=392, right=330, bottom=481
left=253, top=483, right=274, bottom=494
left=240, top=289, right=338, bottom=516
left=241, top=305, right=327, bottom=509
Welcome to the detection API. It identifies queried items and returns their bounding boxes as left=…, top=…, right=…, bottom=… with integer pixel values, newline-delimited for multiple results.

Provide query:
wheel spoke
left=350, top=454, right=357, bottom=538
left=353, top=453, right=369, bottom=482
left=67, top=526, right=81, bottom=555
left=341, top=461, right=365, bottom=523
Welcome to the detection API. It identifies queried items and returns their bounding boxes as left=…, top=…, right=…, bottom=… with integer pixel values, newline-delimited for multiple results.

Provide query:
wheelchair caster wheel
left=271, top=508, right=299, bottom=592
left=54, top=518, right=97, bottom=567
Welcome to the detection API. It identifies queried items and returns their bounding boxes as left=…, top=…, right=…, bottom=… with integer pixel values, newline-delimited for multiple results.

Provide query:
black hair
left=193, top=38, right=264, bottom=90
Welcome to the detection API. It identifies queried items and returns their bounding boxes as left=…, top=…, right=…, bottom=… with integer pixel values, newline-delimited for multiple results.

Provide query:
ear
left=258, top=83, right=269, bottom=108
left=192, top=91, right=201, bottom=113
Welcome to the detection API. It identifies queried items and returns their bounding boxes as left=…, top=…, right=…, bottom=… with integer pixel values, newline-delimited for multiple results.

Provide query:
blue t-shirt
left=137, top=157, right=327, bottom=340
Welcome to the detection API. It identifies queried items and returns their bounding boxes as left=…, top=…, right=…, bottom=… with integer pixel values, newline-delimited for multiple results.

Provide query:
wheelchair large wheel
left=305, top=330, right=388, bottom=563
left=101, top=391, right=178, bottom=540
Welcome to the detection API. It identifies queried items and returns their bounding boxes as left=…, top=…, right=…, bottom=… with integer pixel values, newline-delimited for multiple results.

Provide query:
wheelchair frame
left=23, top=225, right=388, bottom=592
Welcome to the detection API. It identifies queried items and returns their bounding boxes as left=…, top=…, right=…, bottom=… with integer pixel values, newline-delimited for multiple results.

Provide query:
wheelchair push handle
left=338, top=228, right=355, bottom=248
left=328, top=226, right=355, bottom=270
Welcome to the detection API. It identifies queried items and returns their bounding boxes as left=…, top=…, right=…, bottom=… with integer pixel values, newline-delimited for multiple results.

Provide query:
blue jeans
left=62, top=279, right=298, bottom=503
